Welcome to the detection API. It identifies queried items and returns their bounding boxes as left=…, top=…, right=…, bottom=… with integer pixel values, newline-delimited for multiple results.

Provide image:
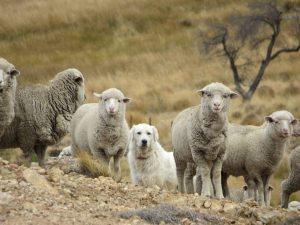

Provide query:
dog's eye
left=147, top=132, right=151, bottom=135
left=137, top=132, right=141, bottom=135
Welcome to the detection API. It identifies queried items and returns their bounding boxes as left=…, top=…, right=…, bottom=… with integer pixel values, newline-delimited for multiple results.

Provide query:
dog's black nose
left=141, top=139, right=147, bottom=146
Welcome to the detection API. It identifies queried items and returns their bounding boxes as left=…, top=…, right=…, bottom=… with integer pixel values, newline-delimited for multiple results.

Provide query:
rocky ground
left=0, top=157, right=300, bottom=225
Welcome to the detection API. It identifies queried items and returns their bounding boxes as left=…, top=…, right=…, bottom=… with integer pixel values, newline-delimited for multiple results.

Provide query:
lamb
left=126, top=123, right=177, bottom=189
left=68, top=88, right=130, bottom=182
left=171, top=82, right=238, bottom=198
left=0, top=68, right=85, bottom=166
left=222, top=110, right=298, bottom=206
left=0, top=58, right=20, bottom=138
left=281, top=146, right=300, bottom=208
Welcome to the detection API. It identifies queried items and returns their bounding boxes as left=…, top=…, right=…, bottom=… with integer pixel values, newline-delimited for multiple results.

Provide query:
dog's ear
left=152, top=126, right=159, bottom=142
left=124, top=125, right=136, bottom=157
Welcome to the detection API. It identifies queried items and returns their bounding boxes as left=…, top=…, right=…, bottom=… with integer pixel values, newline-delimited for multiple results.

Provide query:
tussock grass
left=76, top=151, right=109, bottom=178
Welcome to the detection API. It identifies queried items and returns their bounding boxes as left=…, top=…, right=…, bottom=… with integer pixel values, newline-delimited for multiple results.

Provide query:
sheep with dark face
left=66, top=88, right=130, bottom=182
left=0, top=68, right=85, bottom=166
left=172, top=82, right=238, bottom=198
left=0, top=58, right=20, bottom=138
left=222, top=110, right=298, bottom=206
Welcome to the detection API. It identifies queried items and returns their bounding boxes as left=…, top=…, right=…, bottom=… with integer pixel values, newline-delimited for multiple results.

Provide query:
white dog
left=126, top=123, right=177, bottom=189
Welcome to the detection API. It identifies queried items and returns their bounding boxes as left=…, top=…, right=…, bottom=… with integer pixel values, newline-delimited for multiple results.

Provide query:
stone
left=0, top=167, right=17, bottom=180
left=211, top=201, right=223, bottom=212
left=23, top=168, right=58, bottom=195
left=223, top=202, right=239, bottom=216
left=0, top=191, right=14, bottom=205
left=203, top=200, right=212, bottom=209
left=48, top=167, right=63, bottom=183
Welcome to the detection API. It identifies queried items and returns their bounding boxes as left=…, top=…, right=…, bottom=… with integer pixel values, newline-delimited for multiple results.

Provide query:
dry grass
left=1, top=0, right=300, bottom=204
left=76, top=151, right=109, bottom=178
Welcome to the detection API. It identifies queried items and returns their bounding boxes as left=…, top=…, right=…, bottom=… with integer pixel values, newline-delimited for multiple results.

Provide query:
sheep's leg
left=197, top=159, right=213, bottom=197
left=247, top=179, right=256, bottom=200
left=184, top=163, right=196, bottom=194
left=108, top=156, right=114, bottom=178
left=255, top=176, right=265, bottom=206
left=221, top=172, right=230, bottom=198
left=195, top=166, right=202, bottom=195
left=212, top=157, right=224, bottom=199
left=262, top=175, right=271, bottom=206
left=175, top=160, right=186, bottom=193
left=35, top=145, right=47, bottom=167
left=281, top=174, right=299, bottom=208
left=23, top=150, right=33, bottom=167
left=112, top=150, right=123, bottom=182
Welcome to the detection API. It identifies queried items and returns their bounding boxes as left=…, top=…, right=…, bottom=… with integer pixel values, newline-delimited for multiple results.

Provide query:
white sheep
left=68, top=88, right=130, bottom=182
left=127, top=123, right=177, bottom=189
left=281, top=146, right=300, bottom=208
left=222, top=110, right=297, bottom=206
left=0, top=68, right=85, bottom=166
left=171, top=82, right=238, bottom=198
left=0, top=58, right=20, bottom=138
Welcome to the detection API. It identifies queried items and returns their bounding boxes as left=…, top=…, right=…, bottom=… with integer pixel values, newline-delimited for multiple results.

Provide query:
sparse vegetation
left=1, top=0, right=300, bottom=205
left=76, top=151, right=109, bottom=178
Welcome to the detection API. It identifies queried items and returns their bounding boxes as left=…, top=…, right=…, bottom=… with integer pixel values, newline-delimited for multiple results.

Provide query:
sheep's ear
left=123, top=97, right=131, bottom=103
left=243, top=185, right=248, bottom=191
left=152, top=126, right=159, bottom=142
left=74, top=75, right=83, bottom=83
left=291, top=119, right=298, bottom=125
left=93, top=92, right=102, bottom=99
left=265, top=116, right=275, bottom=123
left=292, top=120, right=300, bottom=137
left=197, top=89, right=206, bottom=96
left=129, top=125, right=136, bottom=143
left=268, top=185, right=274, bottom=191
left=124, top=125, right=135, bottom=157
left=229, top=91, right=239, bottom=99
left=9, top=69, right=20, bottom=77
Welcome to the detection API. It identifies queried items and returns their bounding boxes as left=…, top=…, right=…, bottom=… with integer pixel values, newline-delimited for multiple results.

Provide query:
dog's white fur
left=127, top=123, right=177, bottom=189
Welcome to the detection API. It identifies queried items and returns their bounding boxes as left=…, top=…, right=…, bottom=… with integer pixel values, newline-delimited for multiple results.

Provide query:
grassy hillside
left=1, top=0, right=300, bottom=205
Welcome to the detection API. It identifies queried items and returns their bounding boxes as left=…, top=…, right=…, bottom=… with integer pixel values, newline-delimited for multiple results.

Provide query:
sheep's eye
left=223, top=94, right=228, bottom=98
left=137, top=132, right=141, bottom=135
left=104, top=99, right=108, bottom=102
left=147, top=132, right=151, bottom=135
left=206, top=93, right=212, bottom=97
left=275, top=120, right=279, bottom=124
left=118, top=100, right=121, bottom=103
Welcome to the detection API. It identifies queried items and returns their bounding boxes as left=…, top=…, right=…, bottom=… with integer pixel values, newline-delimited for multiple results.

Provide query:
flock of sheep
left=1, top=57, right=300, bottom=210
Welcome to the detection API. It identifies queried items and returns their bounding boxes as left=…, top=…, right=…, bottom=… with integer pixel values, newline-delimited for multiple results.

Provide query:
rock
left=223, top=202, right=239, bottom=216
left=30, top=162, right=40, bottom=168
left=23, top=168, right=58, bottom=195
left=0, top=167, right=17, bottom=180
left=23, top=202, right=38, bottom=214
left=254, top=209, right=282, bottom=224
left=211, top=201, right=223, bottom=212
left=0, top=191, right=14, bottom=205
left=203, top=200, right=212, bottom=209
left=48, top=167, right=63, bottom=183
left=288, top=201, right=300, bottom=211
